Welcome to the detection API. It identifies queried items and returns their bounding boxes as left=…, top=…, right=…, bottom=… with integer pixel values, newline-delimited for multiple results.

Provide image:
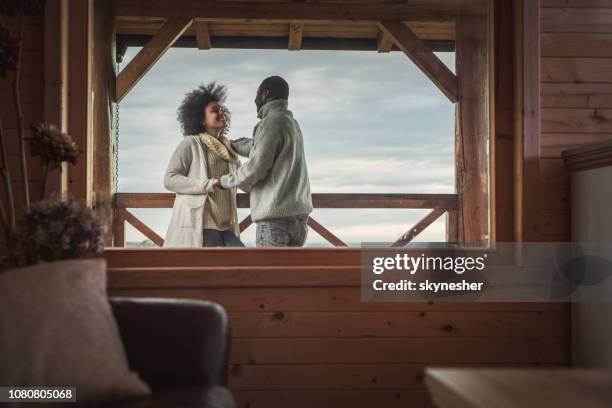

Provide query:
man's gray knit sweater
left=220, top=99, right=313, bottom=222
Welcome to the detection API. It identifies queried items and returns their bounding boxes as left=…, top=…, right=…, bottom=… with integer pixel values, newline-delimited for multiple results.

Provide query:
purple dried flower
left=18, top=195, right=105, bottom=265
left=29, top=123, right=79, bottom=168
left=0, top=23, right=19, bottom=78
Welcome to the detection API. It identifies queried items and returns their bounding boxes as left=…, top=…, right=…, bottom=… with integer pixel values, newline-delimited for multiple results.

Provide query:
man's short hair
left=260, top=76, right=289, bottom=100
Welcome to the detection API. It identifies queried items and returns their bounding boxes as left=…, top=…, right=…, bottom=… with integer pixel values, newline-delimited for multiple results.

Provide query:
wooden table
left=425, top=369, right=612, bottom=408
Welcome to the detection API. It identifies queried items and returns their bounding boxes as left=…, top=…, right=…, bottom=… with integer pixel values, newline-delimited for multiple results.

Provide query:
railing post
left=113, top=208, right=125, bottom=247
left=446, top=209, right=459, bottom=243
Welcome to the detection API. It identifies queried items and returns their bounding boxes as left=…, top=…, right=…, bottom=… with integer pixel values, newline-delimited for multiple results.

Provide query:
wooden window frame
left=59, top=0, right=536, bottom=246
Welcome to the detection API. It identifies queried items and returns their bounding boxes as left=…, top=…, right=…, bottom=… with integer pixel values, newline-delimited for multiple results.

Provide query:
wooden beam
left=92, top=0, right=116, bottom=245
left=113, top=1, right=485, bottom=22
left=116, top=17, right=192, bottom=102
left=124, top=209, right=165, bottom=247
left=307, top=217, right=348, bottom=247
left=456, top=16, right=489, bottom=243
left=392, top=208, right=446, bottom=247
left=288, top=22, right=303, bottom=51
left=377, top=30, right=394, bottom=53
left=114, top=193, right=459, bottom=210
left=67, top=0, right=93, bottom=203
left=446, top=209, right=459, bottom=243
left=113, top=207, right=125, bottom=247
left=514, top=0, right=540, bottom=242
left=43, top=0, right=69, bottom=197
left=378, top=21, right=458, bottom=102
left=193, top=19, right=211, bottom=50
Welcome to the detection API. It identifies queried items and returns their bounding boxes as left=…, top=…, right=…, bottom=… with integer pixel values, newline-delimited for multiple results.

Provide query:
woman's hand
left=212, top=177, right=223, bottom=189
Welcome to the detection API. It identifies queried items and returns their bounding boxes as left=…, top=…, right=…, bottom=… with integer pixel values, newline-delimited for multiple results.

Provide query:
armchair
left=108, top=298, right=234, bottom=408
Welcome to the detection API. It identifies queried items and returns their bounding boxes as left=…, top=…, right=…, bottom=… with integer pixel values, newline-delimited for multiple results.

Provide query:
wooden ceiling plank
left=114, top=0, right=483, bottom=22
left=115, top=18, right=456, bottom=41
left=116, top=17, right=193, bottom=102
left=194, top=19, right=212, bottom=49
left=288, top=22, right=304, bottom=50
left=378, top=20, right=458, bottom=102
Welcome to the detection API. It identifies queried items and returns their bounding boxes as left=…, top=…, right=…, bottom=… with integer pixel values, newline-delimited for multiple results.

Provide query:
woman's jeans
left=203, top=229, right=245, bottom=247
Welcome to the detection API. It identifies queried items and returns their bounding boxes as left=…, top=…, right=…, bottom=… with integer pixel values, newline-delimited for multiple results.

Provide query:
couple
left=163, top=76, right=312, bottom=248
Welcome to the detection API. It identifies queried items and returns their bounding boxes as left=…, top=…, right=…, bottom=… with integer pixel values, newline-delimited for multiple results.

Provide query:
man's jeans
left=256, top=215, right=309, bottom=247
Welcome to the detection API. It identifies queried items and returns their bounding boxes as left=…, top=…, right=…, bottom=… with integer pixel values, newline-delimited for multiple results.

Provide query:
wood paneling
left=541, top=133, right=612, bottom=157
left=541, top=83, right=612, bottom=109
left=229, top=363, right=563, bottom=391
left=229, top=337, right=568, bottom=364
left=542, top=7, right=612, bottom=32
left=542, top=58, right=612, bottom=83
left=541, top=109, right=612, bottom=133
left=538, top=0, right=612, bottom=243
left=109, top=287, right=569, bottom=312
left=542, top=33, right=612, bottom=57
left=105, top=246, right=570, bottom=408
left=227, top=311, right=568, bottom=338
left=540, top=158, right=570, bottom=184
left=233, top=389, right=435, bottom=408
left=536, top=209, right=570, bottom=236
left=0, top=17, right=45, bottom=240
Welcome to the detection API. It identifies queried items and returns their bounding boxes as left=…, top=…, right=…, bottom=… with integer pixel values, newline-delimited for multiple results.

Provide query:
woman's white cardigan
left=163, top=135, right=241, bottom=247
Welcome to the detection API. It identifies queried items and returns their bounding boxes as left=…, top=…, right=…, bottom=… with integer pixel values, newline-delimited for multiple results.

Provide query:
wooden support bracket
left=124, top=209, right=165, bottom=247
left=116, top=17, right=192, bottom=102
left=194, top=19, right=211, bottom=50
left=393, top=208, right=446, bottom=247
left=307, top=217, right=348, bottom=247
left=377, top=30, right=394, bottom=53
left=288, top=22, right=304, bottom=50
left=378, top=20, right=458, bottom=102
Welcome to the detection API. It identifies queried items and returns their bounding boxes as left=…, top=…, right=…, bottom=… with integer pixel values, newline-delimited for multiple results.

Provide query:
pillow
left=0, top=259, right=151, bottom=406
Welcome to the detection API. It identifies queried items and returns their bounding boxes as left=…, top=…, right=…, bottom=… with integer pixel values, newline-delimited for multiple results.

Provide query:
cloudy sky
left=118, top=47, right=455, bottom=246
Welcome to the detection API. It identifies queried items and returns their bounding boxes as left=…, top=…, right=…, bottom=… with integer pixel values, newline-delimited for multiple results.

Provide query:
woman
left=164, top=82, right=245, bottom=247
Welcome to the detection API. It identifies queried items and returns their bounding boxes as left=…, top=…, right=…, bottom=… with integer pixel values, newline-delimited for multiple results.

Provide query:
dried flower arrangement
left=19, top=196, right=105, bottom=265
left=29, top=123, right=79, bottom=197
left=0, top=2, right=105, bottom=269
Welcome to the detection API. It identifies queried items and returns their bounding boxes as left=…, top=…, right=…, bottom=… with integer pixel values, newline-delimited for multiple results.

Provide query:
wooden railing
left=112, top=193, right=459, bottom=247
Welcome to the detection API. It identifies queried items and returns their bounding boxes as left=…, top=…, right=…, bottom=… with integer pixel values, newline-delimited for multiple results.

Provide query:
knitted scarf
left=199, top=132, right=238, bottom=162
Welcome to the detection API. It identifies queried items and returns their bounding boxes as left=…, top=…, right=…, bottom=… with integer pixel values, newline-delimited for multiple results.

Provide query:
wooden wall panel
left=0, top=17, right=45, bottom=241
left=539, top=0, right=612, bottom=242
left=105, top=248, right=571, bottom=408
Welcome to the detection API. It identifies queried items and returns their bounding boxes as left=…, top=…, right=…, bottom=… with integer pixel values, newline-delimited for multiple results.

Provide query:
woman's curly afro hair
left=177, top=82, right=231, bottom=136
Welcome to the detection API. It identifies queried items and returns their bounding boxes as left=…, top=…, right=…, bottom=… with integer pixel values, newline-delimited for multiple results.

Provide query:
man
left=212, top=76, right=312, bottom=247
